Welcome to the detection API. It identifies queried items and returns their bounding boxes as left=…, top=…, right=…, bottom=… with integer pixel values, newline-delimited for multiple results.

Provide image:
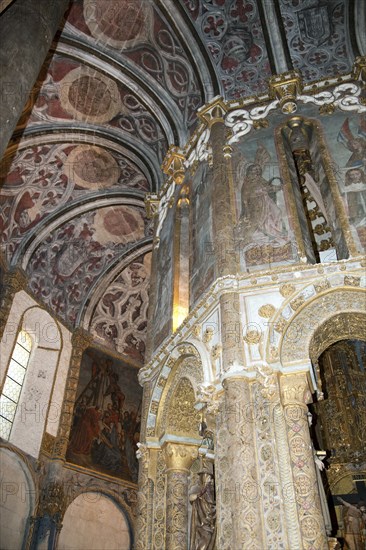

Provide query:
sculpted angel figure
left=237, top=145, right=288, bottom=246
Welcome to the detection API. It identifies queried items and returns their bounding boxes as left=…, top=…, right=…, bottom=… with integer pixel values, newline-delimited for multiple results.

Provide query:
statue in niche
left=338, top=497, right=366, bottom=550
left=189, top=460, right=216, bottom=550
left=236, top=145, right=288, bottom=247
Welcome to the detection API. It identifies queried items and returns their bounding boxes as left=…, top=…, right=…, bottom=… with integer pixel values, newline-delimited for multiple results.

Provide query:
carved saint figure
left=189, top=463, right=216, bottom=550
left=338, top=497, right=366, bottom=550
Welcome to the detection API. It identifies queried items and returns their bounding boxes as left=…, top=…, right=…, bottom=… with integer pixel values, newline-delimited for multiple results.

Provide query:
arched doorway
left=310, top=337, right=366, bottom=549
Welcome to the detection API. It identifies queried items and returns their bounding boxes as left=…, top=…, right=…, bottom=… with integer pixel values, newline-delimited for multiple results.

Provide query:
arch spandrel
left=279, top=287, right=366, bottom=366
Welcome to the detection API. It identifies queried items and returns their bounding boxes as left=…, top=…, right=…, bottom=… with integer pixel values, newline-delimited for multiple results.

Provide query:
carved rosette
left=280, top=374, right=328, bottom=549
left=54, top=329, right=92, bottom=459
left=163, top=443, right=197, bottom=550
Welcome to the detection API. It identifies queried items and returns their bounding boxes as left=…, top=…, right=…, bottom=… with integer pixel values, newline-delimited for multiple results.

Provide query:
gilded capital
left=3, top=267, right=27, bottom=294
left=163, top=442, right=198, bottom=471
left=162, top=146, right=186, bottom=185
left=269, top=70, right=303, bottom=114
left=197, top=97, right=227, bottom=127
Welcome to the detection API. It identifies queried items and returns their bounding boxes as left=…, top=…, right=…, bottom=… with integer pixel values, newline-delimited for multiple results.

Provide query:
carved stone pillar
left=53, top=329, right=92, bottom=459
left=134, top=444, right=150, bottom=550
left=207, top=103, right=245, bottom=372
left=30, top=481, right=67, bottom=550
left=0, top=267, right=27, bottom=341
left=280, top=373, right=328, bottom=550
left=163, top=442, right=197, bottom=550
left=216, top=377, right=264, bottom=550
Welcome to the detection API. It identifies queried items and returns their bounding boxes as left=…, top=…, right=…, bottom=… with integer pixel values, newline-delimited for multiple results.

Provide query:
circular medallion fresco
left=64, top=145, right=120, bottom=189
left=93, top=206, right=145, bottom=244
left=60, top=67, right=121, bottom=123
left=84, top=0, right=151, bottom=49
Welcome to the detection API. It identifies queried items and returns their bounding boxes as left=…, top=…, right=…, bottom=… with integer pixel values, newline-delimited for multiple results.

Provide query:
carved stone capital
left=38, top=481, right=67, bottom=519
left=163, top=442, right=198, bottom=472
left=162, top=146, right=186, bottom=185
left=280, top=373, right=312, bottom=405
left=269, top=70, right=303, bottom=114
left=71, top=328, right=93, bottom=352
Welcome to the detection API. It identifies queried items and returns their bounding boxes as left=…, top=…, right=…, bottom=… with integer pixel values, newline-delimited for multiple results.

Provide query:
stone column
left=134, top=444, right=150, bottom=550
left=0, top=0, right=70, bottom=159
left=280, top=373, right=328, bottom=550
left=163, top=442, right=197, bottom=550
left=216, top=377, right=264, bottom=550
left=29, top=481, right=67, bottom=550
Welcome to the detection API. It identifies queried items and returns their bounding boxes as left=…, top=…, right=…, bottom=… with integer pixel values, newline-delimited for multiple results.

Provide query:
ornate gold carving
left=38, top=481, right=67, bottom=519
left=280, top=283, right=296, bottom=297
left=163, top=442, right=198, bottom=471
left=211, top=343, right=222, bottom=361
left=197, top=97, right=227, bottom=127
left=344, top=275, right=360, bottom=287
left=144, top=193, right=159, bottom=219
left=192, top=324, right=202, bottom=339
left=167, top=378, right=200, bottom=438
left=40, top=432, right=56, bottom=456
left=282, top=290, right=366, bottom=363
left=268, top=70, right=303, bottom=114
left=314, top=279, right=331, bottom=293
left=258, top=304, right=276, bottom=318
left=290, top=295, right=305, bottom=311
left=275, top=317, right=287, bottom=334
left=244, top=329, right=262, bottom=344
left=162, top=146, right=186, bottom=185
left=353, top=55, right=366, bottom=82
left=158, top=376, right=167, bottom=388
left=54, top=329, right=92, bottom=459
left=150, top=401, right=159, bottom=415
left=309, top=311, right=366, bottom=364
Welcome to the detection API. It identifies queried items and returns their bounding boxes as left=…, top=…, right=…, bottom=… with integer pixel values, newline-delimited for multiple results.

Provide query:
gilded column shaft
left=281, top=375, right=328, bottom=550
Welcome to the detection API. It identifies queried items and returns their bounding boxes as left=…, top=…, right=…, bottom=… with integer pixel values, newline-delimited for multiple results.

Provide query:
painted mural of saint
left=239, top=162, right=288, bottom=246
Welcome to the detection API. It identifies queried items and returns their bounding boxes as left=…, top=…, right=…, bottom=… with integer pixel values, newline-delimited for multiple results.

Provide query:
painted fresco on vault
left=190, top=162, right=215, bottom=305
left=233, top=140, right=294, bottom=270
left=323, top=113, right=366, bottom=251
left=66, top=347, right=142, bottom=483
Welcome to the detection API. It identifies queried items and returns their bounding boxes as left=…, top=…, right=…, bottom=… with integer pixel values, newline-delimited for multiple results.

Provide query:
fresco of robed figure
left=234, top=143, right=291, bottom=268
left=66, top=347, right=142, bottom=483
